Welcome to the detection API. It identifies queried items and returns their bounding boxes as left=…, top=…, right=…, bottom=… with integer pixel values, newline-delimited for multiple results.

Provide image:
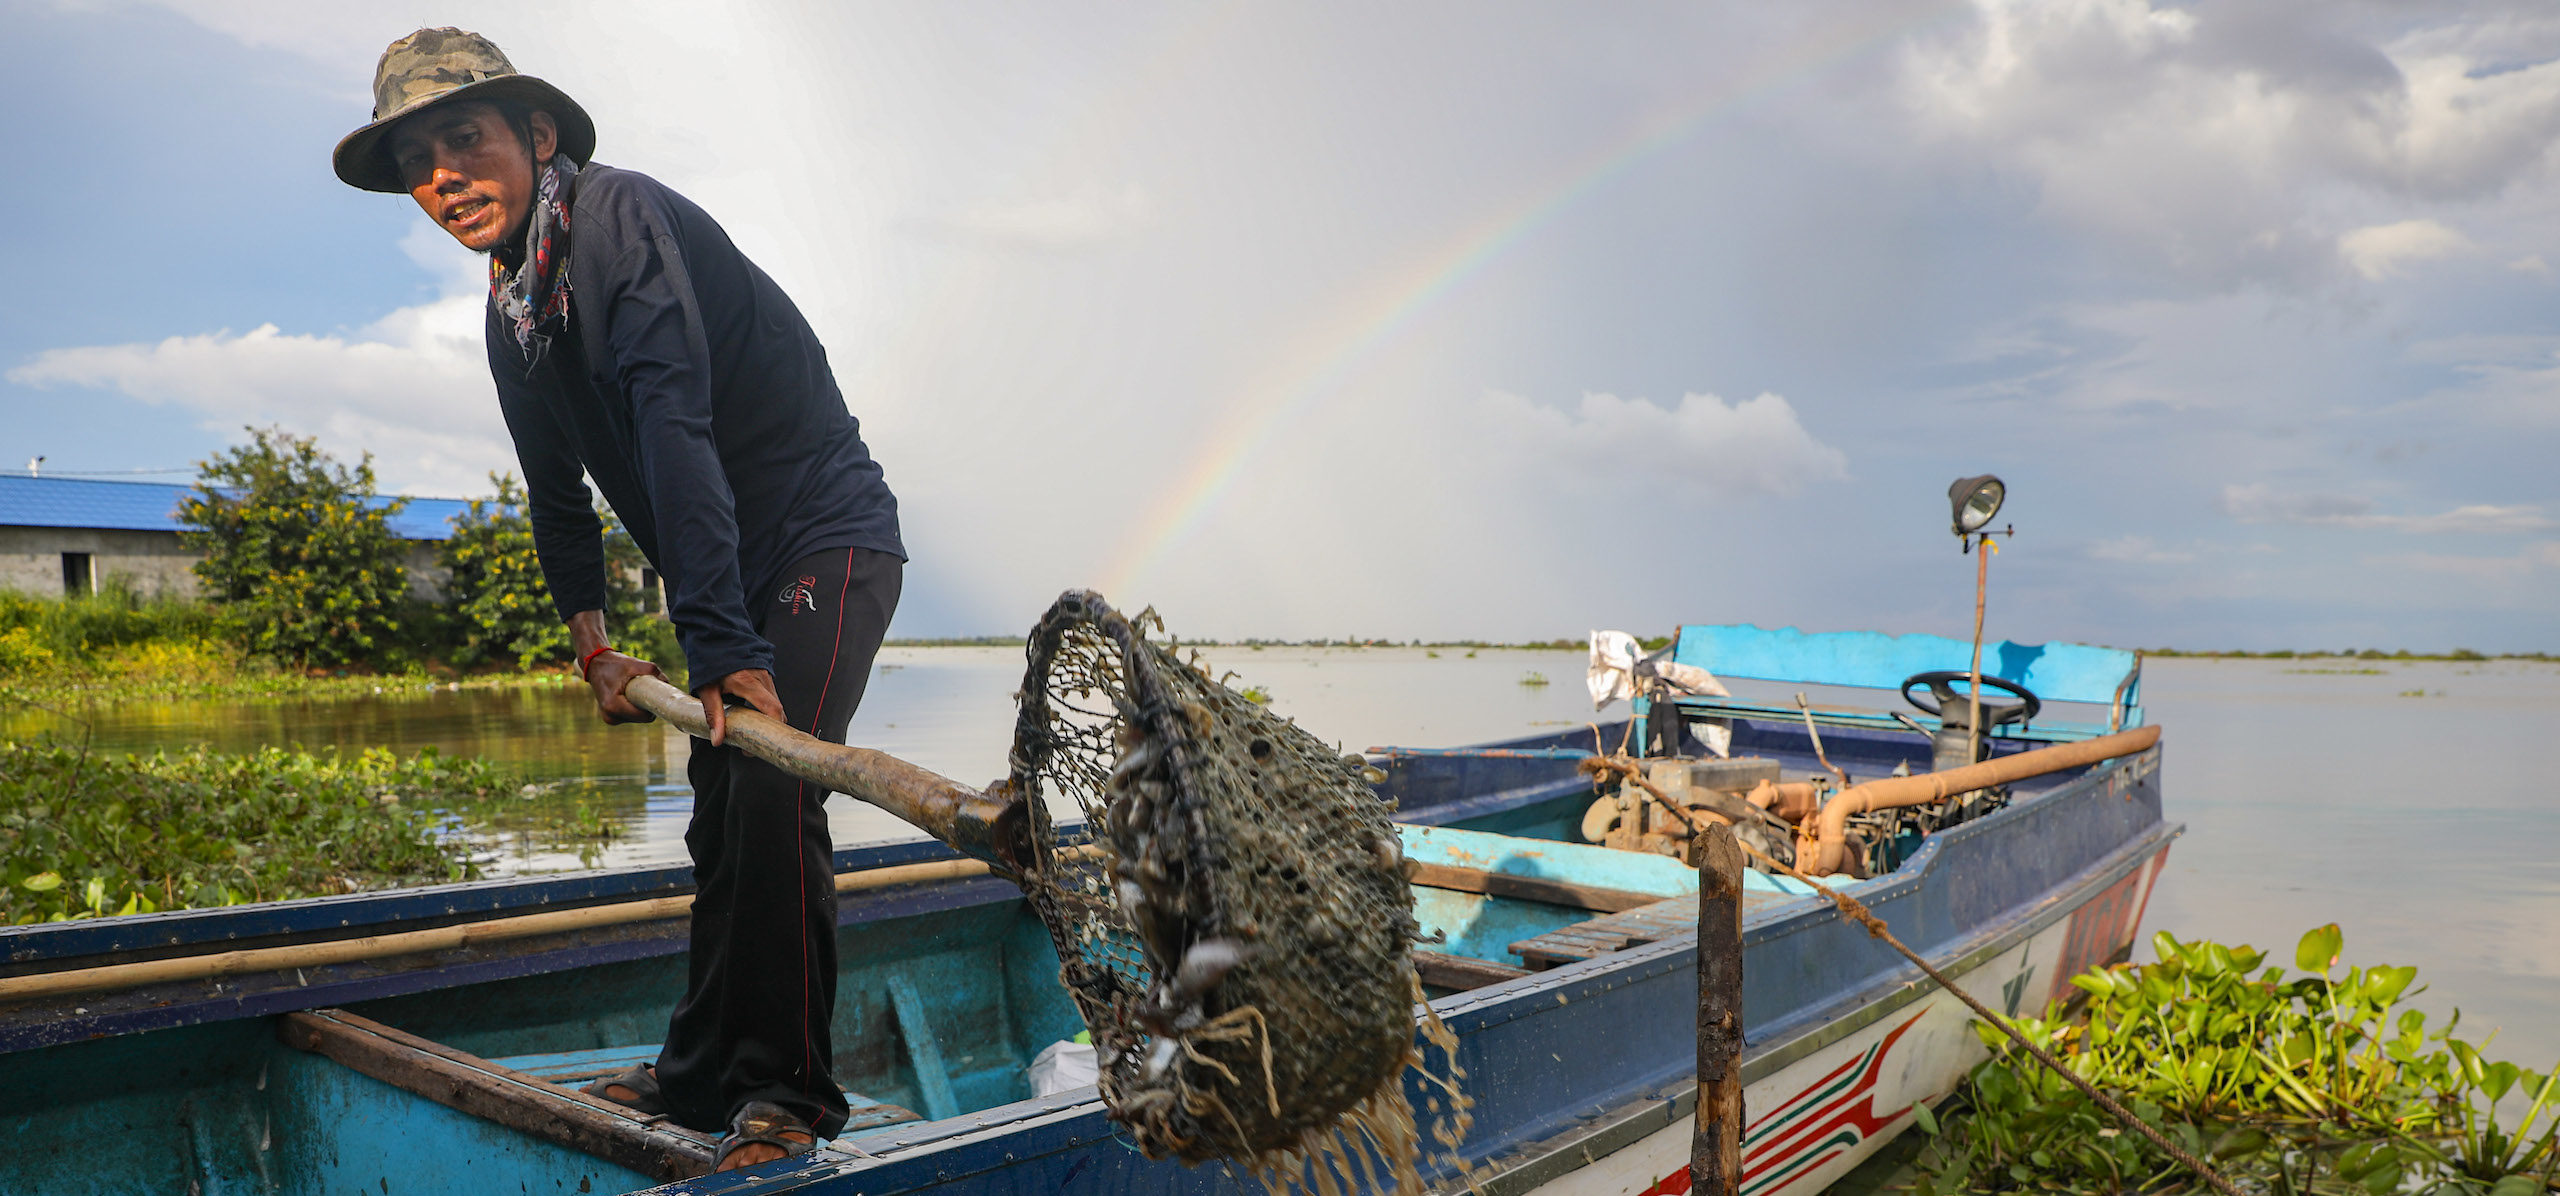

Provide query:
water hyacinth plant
left=0, top=739, right=524, bottom=922
left=1914, top=926, right=2558, bottom=1195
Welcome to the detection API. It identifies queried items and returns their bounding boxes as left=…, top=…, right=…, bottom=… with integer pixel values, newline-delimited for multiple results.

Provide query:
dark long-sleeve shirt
left=485, top=163, right=903, bottom=684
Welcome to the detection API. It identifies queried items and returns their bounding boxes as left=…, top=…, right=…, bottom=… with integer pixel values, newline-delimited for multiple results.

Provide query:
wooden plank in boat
left=280, top=1009, right=718, bottom=1182
left=1407, top=862, right=1663, bottom=913
left=491, top=1042, right=661, bottom=1085
left=490, top=1043, right=922, bottom=1134
left=1413, top=950, right=1530, bottom=991
left=1507, top=890, right=1799, bottom=970
left=1521, top=926, right=1627, bottom=953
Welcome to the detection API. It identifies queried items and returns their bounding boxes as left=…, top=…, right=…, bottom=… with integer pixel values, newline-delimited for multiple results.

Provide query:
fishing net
left=1004, top=591, right=1470, bottom=1189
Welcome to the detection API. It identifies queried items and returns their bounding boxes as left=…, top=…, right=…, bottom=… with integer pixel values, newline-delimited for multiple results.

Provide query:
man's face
left=387, top=102, right=557, bottom=254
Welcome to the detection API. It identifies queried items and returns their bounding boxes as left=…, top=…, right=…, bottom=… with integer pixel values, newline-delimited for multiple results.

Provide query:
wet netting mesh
left=1005, top=591, right=1472, bottom=1190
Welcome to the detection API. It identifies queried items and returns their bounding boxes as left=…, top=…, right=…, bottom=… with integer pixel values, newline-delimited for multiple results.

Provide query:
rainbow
left=1095, top=5, right=1967, bottom=599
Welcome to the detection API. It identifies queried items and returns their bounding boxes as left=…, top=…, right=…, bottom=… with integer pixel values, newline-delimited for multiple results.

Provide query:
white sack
left=1028, top=1039, right=1099, bottom=1096
left=1587, top=631, right=1735, bottom=757
left=1587, top=630, right=1645, bottom=710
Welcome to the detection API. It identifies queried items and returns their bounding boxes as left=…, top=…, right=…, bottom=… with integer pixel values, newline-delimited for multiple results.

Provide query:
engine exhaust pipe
left=1795, top=725, right=2160, bottom=876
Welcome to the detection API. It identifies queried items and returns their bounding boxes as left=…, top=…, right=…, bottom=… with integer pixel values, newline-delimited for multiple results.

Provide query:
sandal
left=579, top=1063, right=670, bottom=1116
left=715, top=1100, right=818, bottom=1171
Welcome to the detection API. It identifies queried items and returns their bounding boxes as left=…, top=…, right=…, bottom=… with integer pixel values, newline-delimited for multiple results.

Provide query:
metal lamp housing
left=1949, top=475, right=2005, bottom=537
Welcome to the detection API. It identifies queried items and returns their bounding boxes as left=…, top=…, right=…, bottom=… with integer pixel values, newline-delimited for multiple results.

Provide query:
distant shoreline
left=882, top=637, right=1596, bottom=651
left=882, top=638, right=2554, bottom=661
left=2134, top=647, right=2553, bottom=662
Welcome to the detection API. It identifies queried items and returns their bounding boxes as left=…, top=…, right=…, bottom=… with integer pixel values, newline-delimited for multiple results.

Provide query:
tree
left=180, top=428, right=410, bottom=668
left=599, top=511, right=685, bottom=683
left=439, top=473, right=683, bottom=677
left=438, top=473, right=565, bottom=669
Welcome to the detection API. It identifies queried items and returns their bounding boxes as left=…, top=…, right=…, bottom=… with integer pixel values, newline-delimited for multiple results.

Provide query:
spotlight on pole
left=1948, top=474, right=2004, bottom=539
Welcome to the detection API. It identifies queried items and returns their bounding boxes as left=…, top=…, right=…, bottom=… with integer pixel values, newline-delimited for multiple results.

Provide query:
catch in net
left=1004, top=591, right=1468, bottom=1188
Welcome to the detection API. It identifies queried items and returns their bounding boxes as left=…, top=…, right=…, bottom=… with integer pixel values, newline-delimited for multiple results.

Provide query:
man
left=333, top=29, right=905, bottom=1170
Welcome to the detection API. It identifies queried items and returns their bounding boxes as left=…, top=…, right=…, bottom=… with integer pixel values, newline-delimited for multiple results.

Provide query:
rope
left=1583, top=754, right=2243, bottom=1196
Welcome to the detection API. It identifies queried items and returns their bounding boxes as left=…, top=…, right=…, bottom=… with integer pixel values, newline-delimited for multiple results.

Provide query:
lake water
left=8, top=649, right=2554, bottom=1067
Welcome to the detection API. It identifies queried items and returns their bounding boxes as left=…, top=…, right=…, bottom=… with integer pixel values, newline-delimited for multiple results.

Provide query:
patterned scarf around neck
left=491, top=155, right=580, bottom=360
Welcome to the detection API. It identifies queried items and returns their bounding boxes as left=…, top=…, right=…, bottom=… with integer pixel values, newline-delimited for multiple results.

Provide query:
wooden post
left=1692, top=821, right=1745, bottom=1195
left=1968, top=533, right=1989, bottom=766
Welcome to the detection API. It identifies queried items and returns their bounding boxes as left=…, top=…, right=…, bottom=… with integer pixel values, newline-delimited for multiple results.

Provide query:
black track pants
left=656, top=546, right=902, bottom=1138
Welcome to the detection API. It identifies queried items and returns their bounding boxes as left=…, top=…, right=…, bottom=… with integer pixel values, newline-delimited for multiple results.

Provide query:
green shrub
left=434, top=473, right=683, bottom=681
left=1916, top=926, right=2558, bottom=1194
left=180, top=428, right=411, bottom=668
left=439, top=473, right=567, bottom=669
left=597, top=512, right=682, bottom=684
left=0, top=626, right=52, bottom=676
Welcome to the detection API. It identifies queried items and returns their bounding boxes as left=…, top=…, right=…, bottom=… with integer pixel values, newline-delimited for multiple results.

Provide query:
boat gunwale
left=0, top=871, right=1030, bottom=1055
left=0, top=831, right=991, bottom=968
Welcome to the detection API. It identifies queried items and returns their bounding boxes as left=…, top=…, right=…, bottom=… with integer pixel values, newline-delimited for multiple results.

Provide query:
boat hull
left=1495, top=835, right=2171, bottom=1196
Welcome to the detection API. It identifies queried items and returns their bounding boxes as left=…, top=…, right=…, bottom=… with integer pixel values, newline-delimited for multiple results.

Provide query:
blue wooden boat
left=0, top=624, right=2172, bottom=1195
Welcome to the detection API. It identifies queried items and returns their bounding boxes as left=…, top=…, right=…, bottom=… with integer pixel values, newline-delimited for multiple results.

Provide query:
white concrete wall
left=404, top=544, right=448, bottom=603
left=0, top=527, right=203, bottom=598
left=0, top=527, right=454, bottom=602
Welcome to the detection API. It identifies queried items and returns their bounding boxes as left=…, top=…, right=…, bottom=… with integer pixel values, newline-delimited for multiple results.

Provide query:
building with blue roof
left=0, top=474, right=474, bottom=600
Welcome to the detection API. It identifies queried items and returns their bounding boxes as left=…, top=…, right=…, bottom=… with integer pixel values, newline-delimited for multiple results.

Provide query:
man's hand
left=567, top=609, right=664, bottom=725
left=585, top=651, right=665, bottom=725
left=695, top=668, right=784, bottom=748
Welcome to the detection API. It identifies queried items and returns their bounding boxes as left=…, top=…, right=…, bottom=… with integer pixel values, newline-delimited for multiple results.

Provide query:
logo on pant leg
left=778, top=575, right=822, bottom=615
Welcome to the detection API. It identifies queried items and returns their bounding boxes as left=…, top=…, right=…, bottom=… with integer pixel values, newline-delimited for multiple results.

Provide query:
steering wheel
left=1902, top=670, right=2041, bottom=729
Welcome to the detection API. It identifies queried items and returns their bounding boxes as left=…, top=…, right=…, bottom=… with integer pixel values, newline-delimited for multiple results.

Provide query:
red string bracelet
left=578, top=644, right=616, bottom=679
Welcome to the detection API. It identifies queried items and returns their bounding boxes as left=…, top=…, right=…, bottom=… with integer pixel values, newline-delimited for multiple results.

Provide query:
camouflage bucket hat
left=331, top=27, right=596, bottom=194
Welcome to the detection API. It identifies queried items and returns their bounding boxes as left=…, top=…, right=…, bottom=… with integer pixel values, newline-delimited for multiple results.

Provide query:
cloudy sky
left=4, top=1, right=2556, bottom=649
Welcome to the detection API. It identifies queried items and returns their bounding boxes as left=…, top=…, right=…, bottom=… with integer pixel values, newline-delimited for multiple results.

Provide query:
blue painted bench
left=1650, top=623, right=2143, bottom=745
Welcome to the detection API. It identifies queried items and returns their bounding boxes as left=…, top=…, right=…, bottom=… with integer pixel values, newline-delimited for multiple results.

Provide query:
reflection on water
left=0, top=679, right=699, bottom=875
left=7, top=649, right=2554, bottom=1066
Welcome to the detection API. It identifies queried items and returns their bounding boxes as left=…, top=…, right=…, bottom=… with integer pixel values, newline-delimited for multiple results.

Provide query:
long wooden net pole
left=621, top=675, right=1029, bottom=869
